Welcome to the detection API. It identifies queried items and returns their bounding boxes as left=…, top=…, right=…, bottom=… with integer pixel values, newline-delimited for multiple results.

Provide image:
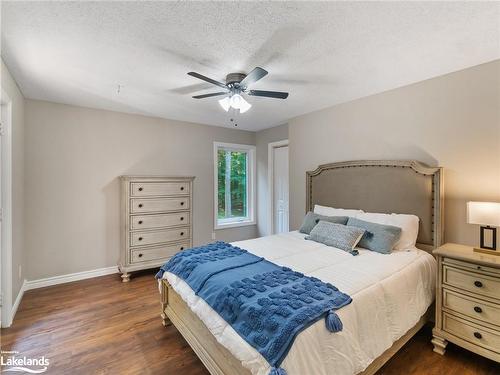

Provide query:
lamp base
left=473, top=247, right=500, bottom=256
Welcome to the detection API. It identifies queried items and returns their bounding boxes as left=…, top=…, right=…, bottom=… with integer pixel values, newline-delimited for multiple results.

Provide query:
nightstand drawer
left=443, top=288, right=500, bottom=327
left=443, top=265, right=500, bottom=300
left=444, top=258, right=500, bottom=277
left=443, top=313, right=500, bottom=354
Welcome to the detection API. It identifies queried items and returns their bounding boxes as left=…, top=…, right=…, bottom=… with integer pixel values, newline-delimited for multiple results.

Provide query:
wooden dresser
left=432, top=243, right=500, bottom=362
left=119, top=176, right=194, bottom=282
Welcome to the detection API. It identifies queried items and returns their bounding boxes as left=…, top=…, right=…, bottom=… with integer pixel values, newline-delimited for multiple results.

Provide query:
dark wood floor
left=1, top=270, right=498, bottom=375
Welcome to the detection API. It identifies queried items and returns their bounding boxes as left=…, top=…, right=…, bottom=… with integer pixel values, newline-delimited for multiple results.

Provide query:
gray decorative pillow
left=306, top=221, right=365, bottom=255
left=346, top=217, right=402, bottom=254
left=299, top=212, right=348, bottom=234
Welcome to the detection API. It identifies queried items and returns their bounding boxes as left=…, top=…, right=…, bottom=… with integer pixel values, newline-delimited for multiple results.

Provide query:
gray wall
left=255, top=124, right=289, bottom=236
left=1, top=60, right=25, bottom=304
left=25, top=100, right=257, bottom=280
left=289, top=60, right=500, bottom=248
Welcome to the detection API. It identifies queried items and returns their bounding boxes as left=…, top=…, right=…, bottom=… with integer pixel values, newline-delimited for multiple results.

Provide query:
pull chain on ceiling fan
left=187, top=67, right=289, bottom=113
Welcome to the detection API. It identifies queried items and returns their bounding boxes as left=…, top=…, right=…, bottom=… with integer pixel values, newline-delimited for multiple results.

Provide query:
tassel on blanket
left=325, top=310, right=343, bottom=332
left=269, top=367, right=287, bottom=375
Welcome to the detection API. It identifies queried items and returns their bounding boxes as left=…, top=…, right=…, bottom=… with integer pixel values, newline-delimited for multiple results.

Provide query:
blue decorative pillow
left=346, top=217, right=402, bottom=254
left=299, top=212, right=348, bottom=234
left=306, top=221, right=365, bottom=255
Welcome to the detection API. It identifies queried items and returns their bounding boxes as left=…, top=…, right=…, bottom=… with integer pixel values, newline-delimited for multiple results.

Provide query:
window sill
left=214, top=220, right=256, bottom=230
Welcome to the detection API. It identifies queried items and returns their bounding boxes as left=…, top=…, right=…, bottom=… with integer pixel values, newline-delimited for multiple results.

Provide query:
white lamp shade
left=467, top=201, right=500, bottom=227
left=218, top=97, right=230, bottom=112
left=239, top=99, right=252, bottom=113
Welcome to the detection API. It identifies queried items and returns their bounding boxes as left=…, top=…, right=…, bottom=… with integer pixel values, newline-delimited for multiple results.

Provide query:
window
left=214, top=142, right=256, bottom=229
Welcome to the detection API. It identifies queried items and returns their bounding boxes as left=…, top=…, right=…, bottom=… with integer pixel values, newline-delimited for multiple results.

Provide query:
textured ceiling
left=2, top=2, right=500, bottom=131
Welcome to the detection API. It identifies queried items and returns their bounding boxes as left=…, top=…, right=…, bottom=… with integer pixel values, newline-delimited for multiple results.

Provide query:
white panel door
left=273, top=146, right=289, bottom=233
left=0, top=116, right=2, bottom=323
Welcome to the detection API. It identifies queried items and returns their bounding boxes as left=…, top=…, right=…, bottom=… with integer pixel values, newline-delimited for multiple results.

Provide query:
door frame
left=1, top=88, right=13, bottom=327
left=267, top=139, right=289, bottom=235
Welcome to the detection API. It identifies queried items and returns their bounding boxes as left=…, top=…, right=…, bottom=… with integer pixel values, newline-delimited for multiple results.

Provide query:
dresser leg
left=431, top=332, right=448, bottom=355
left=121, top=272, right=130, bottom=283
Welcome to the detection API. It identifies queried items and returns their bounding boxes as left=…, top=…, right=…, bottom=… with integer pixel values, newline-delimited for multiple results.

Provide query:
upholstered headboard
left=306, top=160, right=444, bottom=251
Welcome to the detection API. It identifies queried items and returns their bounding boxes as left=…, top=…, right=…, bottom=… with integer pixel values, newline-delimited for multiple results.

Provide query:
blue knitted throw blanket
left=156, top=242, right=352, bottom=375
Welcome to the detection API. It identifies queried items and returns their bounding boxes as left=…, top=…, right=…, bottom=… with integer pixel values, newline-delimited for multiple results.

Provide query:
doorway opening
left=268, top=140, right=289, bottom=235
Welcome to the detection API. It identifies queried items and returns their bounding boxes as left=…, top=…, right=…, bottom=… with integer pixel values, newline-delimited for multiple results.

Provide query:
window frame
left=213, top=142, right=256, bottom=230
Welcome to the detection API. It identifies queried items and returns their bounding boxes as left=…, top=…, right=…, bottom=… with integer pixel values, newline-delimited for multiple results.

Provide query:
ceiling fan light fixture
left=219, top=94, right=251, bottom=113
left=218, top=96, right=230, bottom=112
left=229, top=93, right=251, bottom=113
left=189, top=67, right=286, bottom=115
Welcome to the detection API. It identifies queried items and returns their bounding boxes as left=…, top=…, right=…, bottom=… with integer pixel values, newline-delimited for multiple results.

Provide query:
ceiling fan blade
left=247, top=90, right=289, bottom=99
left=240, top=67, right=268, bottom=88
left=187, top=72, right=227, bottom=89
left=192, top=91, right=228, bottom=99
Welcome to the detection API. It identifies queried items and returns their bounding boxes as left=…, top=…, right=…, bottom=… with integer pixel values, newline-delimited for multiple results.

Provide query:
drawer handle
left=138, top=237, right=143, bottom=241
left=180, top=217, right=184, bottom=221
left=180, top=202, right=185, bottom=206
left=474, top=306, right=482, bottom=313
left=138, top=253, right=143, bottom=258
left=138, top=187, right=143, bottom=191
left=180, top=186, right=184, bottom=191
left=180, top=232, right=184, bottom=236
left=138, top=204, right=143, bottom=208
left=138, top=220, right=143, bottom=225
left=473, top=332, right=482, bottom=339
left=474, top=281, right=483, bottom=288
left=180, top=247, right=184, bottom=250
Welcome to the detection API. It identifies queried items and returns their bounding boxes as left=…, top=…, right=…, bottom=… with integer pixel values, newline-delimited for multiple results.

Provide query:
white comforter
left=162, top=231, right=436, bottom=375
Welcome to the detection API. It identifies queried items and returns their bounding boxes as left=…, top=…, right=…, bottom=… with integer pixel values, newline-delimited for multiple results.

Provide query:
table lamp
left=467, top=201, right=500, bottom=256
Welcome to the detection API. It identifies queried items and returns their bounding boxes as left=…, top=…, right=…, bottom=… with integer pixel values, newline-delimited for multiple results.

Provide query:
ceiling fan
left=187, top=67, right=289, bottom=113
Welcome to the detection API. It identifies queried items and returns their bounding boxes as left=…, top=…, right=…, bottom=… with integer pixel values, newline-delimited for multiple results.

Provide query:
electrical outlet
left=212, top=232, right=216, bottom=240
left=18, top=265, right=22, bottom=280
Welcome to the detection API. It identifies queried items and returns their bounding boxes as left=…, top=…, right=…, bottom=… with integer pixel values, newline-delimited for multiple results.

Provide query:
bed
left=159, top=160, right=444, bottom=375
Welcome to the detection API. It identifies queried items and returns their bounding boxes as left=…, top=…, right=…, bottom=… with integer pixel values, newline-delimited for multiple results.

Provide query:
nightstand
left=432, top=243, right=500, bottom=362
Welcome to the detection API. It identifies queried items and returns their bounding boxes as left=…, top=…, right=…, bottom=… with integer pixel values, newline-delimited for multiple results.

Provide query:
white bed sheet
left=162, top=231, right=436, bottom=375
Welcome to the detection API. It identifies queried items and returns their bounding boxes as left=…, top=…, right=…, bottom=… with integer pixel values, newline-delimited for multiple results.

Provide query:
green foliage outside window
left=217, top=150, right=247, bottom=219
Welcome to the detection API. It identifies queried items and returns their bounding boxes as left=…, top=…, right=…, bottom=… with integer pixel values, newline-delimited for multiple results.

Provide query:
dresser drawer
left=131, top=212, right=190, bottom=230
left=443, top=312, right=500, bottom=354
left=443, top=265, right=500, bottom=300
left=443, top=288, right=500, bottom=327
left=131, top=182, right=190, bottom=197
left=130, top=242, right=189, bottom=264
left=130, top=227, right=190, bottom=247
left=130, top=197, right=189, bottom=213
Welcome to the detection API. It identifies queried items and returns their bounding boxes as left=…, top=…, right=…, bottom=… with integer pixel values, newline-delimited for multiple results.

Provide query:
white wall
left=25, top=100, right=257, bottom=280
left=289, top=60, right=500, bottom=248
left=255, top=124, right=288, bottom=236
left=1, top=60, right=25, bottom=304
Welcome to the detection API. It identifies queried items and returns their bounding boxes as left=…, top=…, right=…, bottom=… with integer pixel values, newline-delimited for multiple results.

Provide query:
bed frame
left=160, top=160, right=444, bottom=375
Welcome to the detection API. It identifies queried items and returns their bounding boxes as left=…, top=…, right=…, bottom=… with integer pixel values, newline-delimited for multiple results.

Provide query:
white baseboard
left=8, top=279, right=27, bottom=327
left=6, top=267, right=119, bottom=326
left=25, top=266, right=119, bottom=291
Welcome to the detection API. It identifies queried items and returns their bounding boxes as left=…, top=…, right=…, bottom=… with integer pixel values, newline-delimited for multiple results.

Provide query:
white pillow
left=314, top=204, right=364, bottom=218
left=355, top=212, right=419, bottom=250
